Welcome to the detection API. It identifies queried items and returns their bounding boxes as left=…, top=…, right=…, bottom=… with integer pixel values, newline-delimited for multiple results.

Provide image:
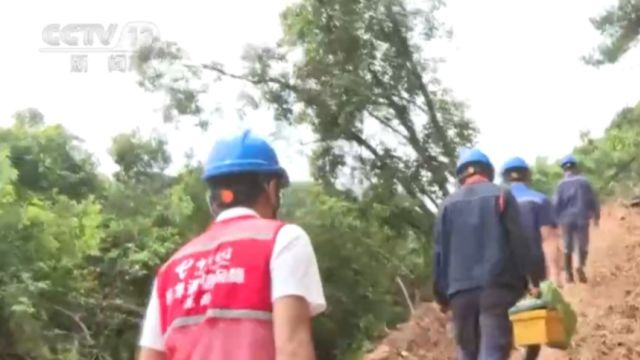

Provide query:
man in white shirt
left=137, top=130, right=326, bottom=360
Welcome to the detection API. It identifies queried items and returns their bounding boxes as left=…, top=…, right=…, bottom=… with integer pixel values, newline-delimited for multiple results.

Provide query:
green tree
left=90, top=132, right=195, bottom=360
left=280, top=183, right=421, bottom=358
left=109, top=130, right=171, bottom=184
left=584, top=0, right=640, bottom=66
left=572, top=102, right=640, bottom=196
left=0, top=109, right=102, bottom=201
left=531, top=101, right=640, bottom=198
left=0, top=114, right=205, bottom=360
left=134, top=0, right=476, bottom=222
left=0, top=118, right=105, bottom=359
left=529, top=157, right=563, bottom=196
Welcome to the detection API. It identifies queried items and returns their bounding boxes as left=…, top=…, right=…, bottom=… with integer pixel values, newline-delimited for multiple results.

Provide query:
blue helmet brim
left=202, top=166, right=290, bottom=188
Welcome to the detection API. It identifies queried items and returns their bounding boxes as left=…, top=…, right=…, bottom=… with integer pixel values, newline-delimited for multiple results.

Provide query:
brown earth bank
left=363, top=204, right=640, bottom=360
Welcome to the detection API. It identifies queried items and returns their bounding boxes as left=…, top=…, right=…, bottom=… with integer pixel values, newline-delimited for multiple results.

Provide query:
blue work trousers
left=561, top=222, right=590, bottom=266
left=450, top=287, right=522, bottom=360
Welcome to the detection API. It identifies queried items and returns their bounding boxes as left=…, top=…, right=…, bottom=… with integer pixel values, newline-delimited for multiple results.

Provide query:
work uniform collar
left=215, top=207, right=261, bottom=222
left=510, top=182, right=529, bottom=191
left=463, top=175, right=490, bottom=185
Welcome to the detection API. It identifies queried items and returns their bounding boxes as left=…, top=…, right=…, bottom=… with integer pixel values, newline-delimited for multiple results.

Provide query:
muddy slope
left=364, top=205, right=640, bottom=360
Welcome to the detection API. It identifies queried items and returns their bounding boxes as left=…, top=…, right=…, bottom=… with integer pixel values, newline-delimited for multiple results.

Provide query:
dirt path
left=364, top=205, right=640, bottom=360
left=546, top=205, right=640, bottom=360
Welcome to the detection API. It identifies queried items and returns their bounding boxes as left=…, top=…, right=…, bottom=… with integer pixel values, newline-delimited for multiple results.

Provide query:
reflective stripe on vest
left=165, top=308, right=272, bottom=338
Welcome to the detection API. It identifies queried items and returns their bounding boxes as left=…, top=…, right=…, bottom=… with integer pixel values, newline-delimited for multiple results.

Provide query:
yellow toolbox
left=509, top=309, right=566, bottom=346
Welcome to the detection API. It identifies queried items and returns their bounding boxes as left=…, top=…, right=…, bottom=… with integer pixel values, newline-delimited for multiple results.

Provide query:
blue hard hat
left=501, top=156, right=530, bottom=174
left=455, top=148, right=494, bottom=177
left=560, top=154, right=577, bottom=168
left=202, top=130, right=290, bottom=187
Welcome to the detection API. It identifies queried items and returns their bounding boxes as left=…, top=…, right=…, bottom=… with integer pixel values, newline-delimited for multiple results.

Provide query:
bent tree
left=134, top=0, right=476, bottom=232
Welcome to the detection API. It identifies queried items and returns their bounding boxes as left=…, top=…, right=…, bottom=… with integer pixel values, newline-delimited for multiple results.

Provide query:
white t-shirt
left=138, top=207, right=327, bottom=351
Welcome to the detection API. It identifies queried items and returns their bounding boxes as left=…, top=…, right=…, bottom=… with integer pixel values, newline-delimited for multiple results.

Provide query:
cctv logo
left=40, top=22, right=160, bottom=53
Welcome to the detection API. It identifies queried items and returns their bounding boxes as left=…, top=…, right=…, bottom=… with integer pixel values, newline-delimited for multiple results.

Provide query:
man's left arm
left=432, top=206, right=449, bottom=310
left=271, top=225, right=326, bottom=360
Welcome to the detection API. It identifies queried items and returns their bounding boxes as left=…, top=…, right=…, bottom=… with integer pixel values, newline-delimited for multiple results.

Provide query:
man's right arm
left=137, top=280, right=166, bottom=360
left=271, top=224, right=326, bottom=360
left=273, top=296, right=316, bottom=360
left=138, top=348, right=166, bottom=360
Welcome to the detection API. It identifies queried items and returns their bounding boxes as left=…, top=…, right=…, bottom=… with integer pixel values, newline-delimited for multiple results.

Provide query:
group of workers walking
left=434, top=149, right=599, bottom=360
left=135, top=131, right=599, bottom=360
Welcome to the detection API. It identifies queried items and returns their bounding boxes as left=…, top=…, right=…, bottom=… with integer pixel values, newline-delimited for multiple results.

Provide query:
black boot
left=564, top=254, right=574, bottom=283
left=576, top=267, right=587, bottom=283
left=524, top=345, right=541, bottom=360
left=577, top=251, right=588, bottom=283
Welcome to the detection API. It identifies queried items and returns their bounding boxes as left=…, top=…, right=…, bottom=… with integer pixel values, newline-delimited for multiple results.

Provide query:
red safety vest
left=155, top=214, right=286, bottom=360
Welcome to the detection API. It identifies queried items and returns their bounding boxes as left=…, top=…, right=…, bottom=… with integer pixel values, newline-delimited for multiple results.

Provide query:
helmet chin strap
left=264, top=184, right=280, bottom=220
left=206, top=191, right=217, bottom=217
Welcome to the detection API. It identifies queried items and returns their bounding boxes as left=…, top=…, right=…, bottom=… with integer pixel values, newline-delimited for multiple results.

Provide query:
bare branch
left=51, top=305, right=94, bottom=345
left=346, top=130, right=437, bottom=215
left=364, top=110, right=411, bottom=141
left=202, top=62, right=300, bottom=94
left=384, top=2, right=455, bottom=159
left=396, top=276, right=415, bottom=315
left=102, top=300, right=145, bottom=315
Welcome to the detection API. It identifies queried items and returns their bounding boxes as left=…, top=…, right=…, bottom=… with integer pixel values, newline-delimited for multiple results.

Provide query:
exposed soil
left=363, top=205, right=640, bottom=360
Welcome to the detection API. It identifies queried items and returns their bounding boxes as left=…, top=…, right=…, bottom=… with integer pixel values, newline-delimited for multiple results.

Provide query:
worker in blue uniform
left=502, top=156, right=561, bottom=360
left=433, top=149, right=540, bottom=360
left=552, top=155, right=600, bottom=284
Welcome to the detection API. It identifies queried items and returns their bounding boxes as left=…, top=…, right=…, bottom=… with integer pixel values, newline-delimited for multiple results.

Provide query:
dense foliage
left=4, top=103, right=638, bottom=359
left=0, top=110, right=199, bottom=359
left=0, top=108, right=428, bottom=359
left=1, top=0, right=637, bottom=359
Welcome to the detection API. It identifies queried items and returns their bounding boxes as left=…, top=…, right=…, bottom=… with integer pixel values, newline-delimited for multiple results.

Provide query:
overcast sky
left=1, top=0, right=638, bottom=181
